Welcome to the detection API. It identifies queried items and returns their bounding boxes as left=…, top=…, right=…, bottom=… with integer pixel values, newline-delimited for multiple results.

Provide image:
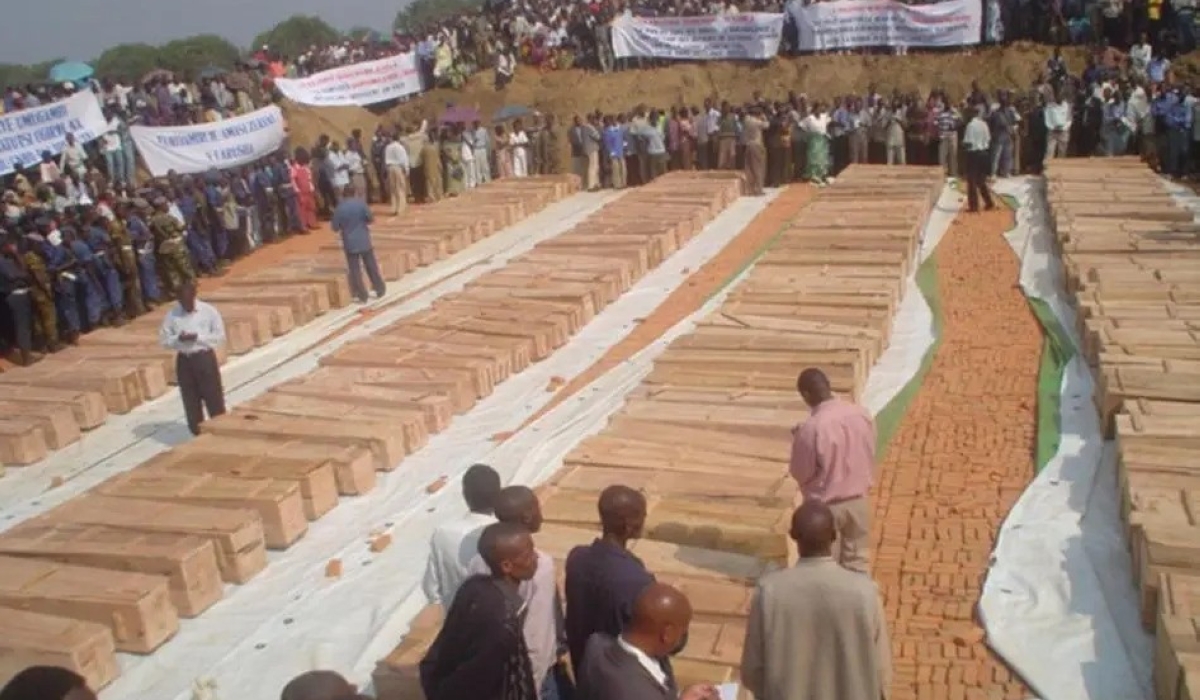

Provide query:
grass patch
left=874, top=253, right=944, bottom=456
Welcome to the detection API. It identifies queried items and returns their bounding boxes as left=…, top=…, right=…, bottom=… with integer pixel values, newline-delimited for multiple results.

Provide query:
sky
left=1, top=0, right=398, bottom=64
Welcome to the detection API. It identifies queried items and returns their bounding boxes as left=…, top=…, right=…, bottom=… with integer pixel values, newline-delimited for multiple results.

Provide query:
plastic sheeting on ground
left=95, top=190, right=788, bottom=700
left=980, top=177, right=1152, bottom=700
left=0, top=191, right=622, bottom=523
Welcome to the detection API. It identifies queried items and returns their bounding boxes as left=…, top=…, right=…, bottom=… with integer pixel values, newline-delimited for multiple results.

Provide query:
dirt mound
left=284, top=43, right=1200, bottom=148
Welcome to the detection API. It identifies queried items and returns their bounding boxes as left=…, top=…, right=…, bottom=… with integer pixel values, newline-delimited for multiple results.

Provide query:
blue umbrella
left=48, top=61, right=94, bottom=84
left=493, top=104, right=533, bottom=123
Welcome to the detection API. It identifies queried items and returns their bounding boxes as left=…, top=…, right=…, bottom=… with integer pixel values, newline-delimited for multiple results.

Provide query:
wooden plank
left=0, top=555, right=178, bottom=653
left=0, top=387, right=107, bottom=430
left=1155, top=572, right=1200, bottom=700
left=241, top=393, right=428, bottom=456
left=201, top=410, right=404, bottom=473
left=95, top=470, right=308, bottom=549
left=140, top=449, right=339, bottom=521
left=0, top=418, right=48, bottom=465
left=0, top=608, right=119, bottom=691
left=0, top=366, right=143, bottom=414
left=37, top=494, right=267, bottom=584
left=0, top=523, right=223, bottom=617
left=273, top=376, right=455, bottom=434
left=174, top=435, right=377, bottom=496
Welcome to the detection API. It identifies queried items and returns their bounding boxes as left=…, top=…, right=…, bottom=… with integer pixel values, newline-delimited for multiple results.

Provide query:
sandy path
left=875, top=204, right=1039, bottom=700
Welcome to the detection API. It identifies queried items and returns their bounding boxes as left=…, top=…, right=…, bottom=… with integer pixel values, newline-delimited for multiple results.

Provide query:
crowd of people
left=413, top=368, right=889, bottom=700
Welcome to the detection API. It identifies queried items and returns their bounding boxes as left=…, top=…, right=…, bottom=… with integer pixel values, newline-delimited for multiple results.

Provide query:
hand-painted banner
left=274, top=52, right=424, bottom=107
left=611, top=13, right=785, bottom=60
left=130, top=105, right=287, bottom=177
left=0, top=91, right=107, bottom=176
left=787, top=0, right=982, bottom=51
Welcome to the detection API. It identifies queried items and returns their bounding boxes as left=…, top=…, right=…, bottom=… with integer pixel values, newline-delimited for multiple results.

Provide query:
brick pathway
left=872, top=205, right=1040, bottom=700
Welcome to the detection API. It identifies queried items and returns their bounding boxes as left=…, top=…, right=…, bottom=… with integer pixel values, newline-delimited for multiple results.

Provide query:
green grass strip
left=702, top=220, right=790, bottom=304
left=1026, top=297, right=1076, bottom=472
left=874, top=253, right=944, bottom=456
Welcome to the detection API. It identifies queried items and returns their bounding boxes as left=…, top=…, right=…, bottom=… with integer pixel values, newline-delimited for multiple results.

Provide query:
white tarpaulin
left=979, top=178, right=1152, bottom=700
left=274, top=53, right=423, bottom=107
left=786, top=0, right=982, bottom=51
left=611, top=13, right=784, bottom=60
left=130, top=106, right=287, bottom=177
left=0, top=90, right=107, bottom=175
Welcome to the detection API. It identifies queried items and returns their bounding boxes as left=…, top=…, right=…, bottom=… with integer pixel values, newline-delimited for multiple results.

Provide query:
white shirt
left=159, top=300, right=227, bottom=355
left=384, top=141, right=410, bottom=171
left=345, top=150, right=365, bottom=176
left=328, top=151, right=350, bottom=188
left=103, top=117, right=122, bottom=153
left=963, top=117, right=991, bottom=152
left=617, top=635, right=669, bottom=688
left=422, top=511, right=496, bottom=605
left=468, top=549, right=559, bottom=685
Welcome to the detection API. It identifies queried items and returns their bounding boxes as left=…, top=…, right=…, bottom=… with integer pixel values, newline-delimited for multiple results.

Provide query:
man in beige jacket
left=740, top=501, right=892, bottom=700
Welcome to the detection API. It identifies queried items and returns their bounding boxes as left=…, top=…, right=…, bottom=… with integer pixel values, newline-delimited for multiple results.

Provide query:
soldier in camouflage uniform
left=109, top=202, right=146, bottom=317
left=149, top=197, right=195, bottom=299
left=22, top=235, right=60, bottom=352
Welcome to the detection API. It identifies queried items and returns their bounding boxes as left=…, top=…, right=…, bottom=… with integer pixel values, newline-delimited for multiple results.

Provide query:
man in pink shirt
left=788, top=368, right=876, bottom=574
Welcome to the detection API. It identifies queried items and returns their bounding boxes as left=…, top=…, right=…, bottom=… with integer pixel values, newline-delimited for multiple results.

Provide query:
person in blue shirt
left=1164, top=88, right=1193, bottom=178
left=83, top=217, right=125, bottom=325
left=251, top=164, right=278, bottom=245
left=175, top=184, right=218, bottom=275
left=62, top=226, right=106, bottom=329
left=602, top=115, right=626, bottom=189
left=123, top=201, right=161, bottom=307
left=330, top=184, right=386, bottom=304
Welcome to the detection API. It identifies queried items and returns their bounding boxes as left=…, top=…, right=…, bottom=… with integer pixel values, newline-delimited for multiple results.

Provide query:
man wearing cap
left=126, top=198, right=161, bottom=308
left=20, top=230, right=60, bottom=352
left=0, top=234, right=40, bottom=365
left=109, top=200, right=146, bottom=317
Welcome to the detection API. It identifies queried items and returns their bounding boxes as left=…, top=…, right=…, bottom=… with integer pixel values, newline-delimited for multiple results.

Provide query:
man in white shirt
left=328, top=143, right=351, bottom=191
left=101, top=112, right=126, bottom=189
left=158, top=281, right=227, bottom=435
left=423, top=463, right=502, bottom=606
left=467, top=486, right=566, bottom=700
left=1043, top=89, right=1073, bottom=160
left=384, top=131, right=412, bottom=216
left=345, top=147, right=367, bottom=200
left=962, top=105, right=995, bottom=213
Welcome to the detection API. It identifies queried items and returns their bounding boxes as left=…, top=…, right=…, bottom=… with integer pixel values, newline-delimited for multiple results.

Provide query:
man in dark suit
left=577, top=583, right=718, bottom=700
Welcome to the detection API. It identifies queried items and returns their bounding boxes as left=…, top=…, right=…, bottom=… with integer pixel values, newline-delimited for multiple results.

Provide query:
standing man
left=423, top=463, right=502, bottom=606
left=577, top=583, right=718, bottom=700
left=468, top=486, right=569, bottom=700
left=740, top=502, right=892, bottom=700
left=788, top=367, right=876, bottom=574
left=384, top=131, right=411, bottom=216
left=963, top=105, right=996, bottom=213
left=1044, top=88, right=1073, bottom=160
left=158, top=280, right=226, bottom=436
left=742, top=106, right=769, bottom=196
left=564, top=485, right=655, bottom=674
left=419, top=522, right=541, bottom=700
left=330, top=185, right=386, bottom=304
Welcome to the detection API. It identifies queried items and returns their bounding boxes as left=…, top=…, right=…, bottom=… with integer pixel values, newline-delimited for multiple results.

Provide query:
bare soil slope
left=284, top=42, right=1110, bottom=146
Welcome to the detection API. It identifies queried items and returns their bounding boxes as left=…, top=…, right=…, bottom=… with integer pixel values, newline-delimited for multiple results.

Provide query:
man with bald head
left=741, top=502, right=892, bottom=700
left=421, top=521, right=540, bottom=700
left=467, top=486, right=569, bottom=699
left=789, top=367, right=877, bottom=573
left=578, top=583, right=719, bottom=700
left=564, top=484, right=656, bottom=675
left=279, top=670, right=361, bottom=700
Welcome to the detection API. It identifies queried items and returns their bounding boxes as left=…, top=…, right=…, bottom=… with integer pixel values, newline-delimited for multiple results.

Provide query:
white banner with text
left=130, top=105, right=287, bottom=177
left=787, top=0, right=982, bottom=51
left=274, top=52, right=424, bottom=107
left=611, top=13, right=785, bottom=60
left=0, top=91, right=107, bottom=176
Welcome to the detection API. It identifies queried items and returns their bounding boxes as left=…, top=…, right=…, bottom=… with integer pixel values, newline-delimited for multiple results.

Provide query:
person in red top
left=788, top=367, right=877, bottom=574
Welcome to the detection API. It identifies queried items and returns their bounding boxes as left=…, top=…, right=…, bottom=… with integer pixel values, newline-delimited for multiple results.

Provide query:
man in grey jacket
left=577, top=583, right=718, bottom=700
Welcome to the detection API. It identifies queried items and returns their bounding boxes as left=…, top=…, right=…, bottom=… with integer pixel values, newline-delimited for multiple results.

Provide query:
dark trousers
left=966, top=150, right=995, bottom=212
left=346, top=248, right=386, bottom=302
left=176, top=349, right=226, bottom=435
left=5, top=289, right=32, bottom=353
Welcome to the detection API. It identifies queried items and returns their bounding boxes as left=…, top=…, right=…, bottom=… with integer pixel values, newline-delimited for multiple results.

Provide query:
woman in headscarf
left=441, top=125, right=467, bottom=196
left=801, top=102, right=832, bottom=186
left=291, top=147, right=319, bottom=231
